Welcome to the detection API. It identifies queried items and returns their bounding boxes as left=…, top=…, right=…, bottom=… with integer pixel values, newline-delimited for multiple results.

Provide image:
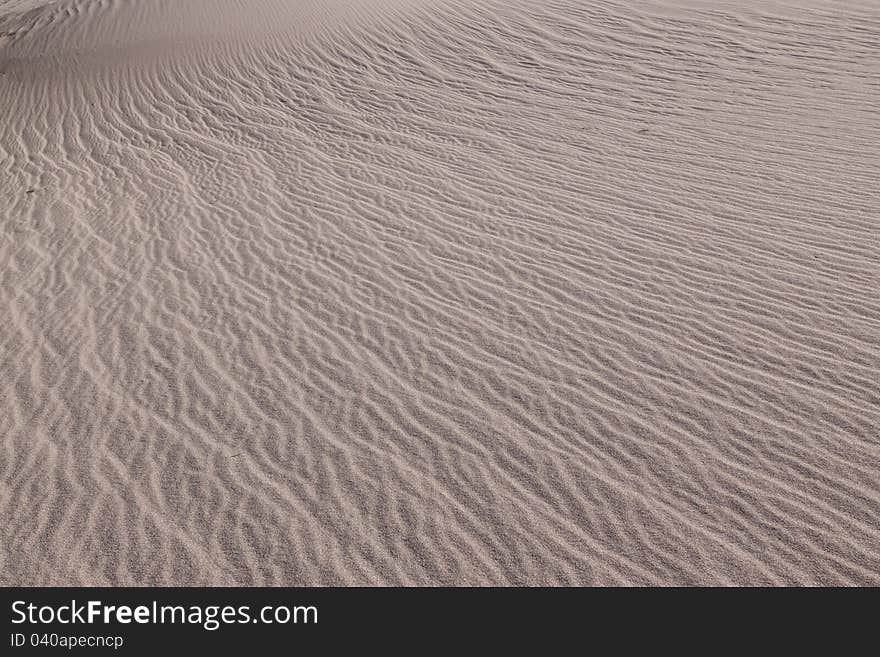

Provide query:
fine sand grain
left=1, top=0, right=879, bottom=585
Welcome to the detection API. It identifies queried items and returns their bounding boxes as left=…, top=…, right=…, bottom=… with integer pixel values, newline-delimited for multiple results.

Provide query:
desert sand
left=1, top=0, right=878, bottom=585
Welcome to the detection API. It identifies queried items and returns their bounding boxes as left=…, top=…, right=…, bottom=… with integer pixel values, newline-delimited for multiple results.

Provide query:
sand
left=1, top=0, right=878, bottom=586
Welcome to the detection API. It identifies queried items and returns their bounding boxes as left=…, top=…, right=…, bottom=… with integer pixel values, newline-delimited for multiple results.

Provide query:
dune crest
left=1, top=0, right=879, bottom=585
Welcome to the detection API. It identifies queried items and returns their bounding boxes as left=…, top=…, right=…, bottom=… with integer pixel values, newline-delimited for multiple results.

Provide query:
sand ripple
left=1, top=0, right=879, bottom=585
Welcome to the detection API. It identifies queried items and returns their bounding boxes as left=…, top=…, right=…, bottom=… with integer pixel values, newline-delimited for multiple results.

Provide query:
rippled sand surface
left=1, top=0, right=879, bottom=585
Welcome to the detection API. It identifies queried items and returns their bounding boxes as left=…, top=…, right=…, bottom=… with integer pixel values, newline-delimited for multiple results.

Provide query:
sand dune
left=1, top=0, right=878, bottom=585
